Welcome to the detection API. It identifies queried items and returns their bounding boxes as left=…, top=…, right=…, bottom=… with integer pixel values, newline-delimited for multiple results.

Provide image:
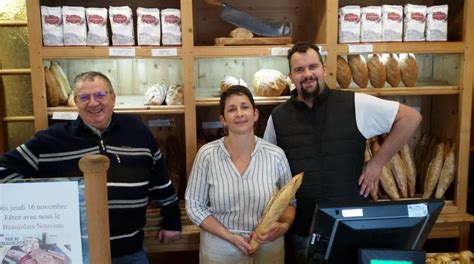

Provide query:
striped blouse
left=185, top=136, right=292, bottom=232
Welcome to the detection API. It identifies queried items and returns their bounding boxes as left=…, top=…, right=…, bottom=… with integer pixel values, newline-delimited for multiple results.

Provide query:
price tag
left=148, top=118, right=172, bottom=127
left=348, top=44, right=373, bottom=54
left=152, top=48, right=178, bottom=57
left=52, top=112, right=78, bottom=120
left=407, top=203, right=428, bottom=217
left=202, top=121, right=223, bottom=129
left=108, top=47, right=136, bottom=57
left=270, top=47, right=290, bottom=56
left=342, top=208, right=363, bottom=217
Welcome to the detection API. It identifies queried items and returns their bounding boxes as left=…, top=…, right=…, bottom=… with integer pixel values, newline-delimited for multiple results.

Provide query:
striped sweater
left=0, top=114, right=181, bottom=257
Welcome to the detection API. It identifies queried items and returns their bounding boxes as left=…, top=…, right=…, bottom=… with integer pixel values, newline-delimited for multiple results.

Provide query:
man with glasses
left=0, top=71, right=182, bottom=264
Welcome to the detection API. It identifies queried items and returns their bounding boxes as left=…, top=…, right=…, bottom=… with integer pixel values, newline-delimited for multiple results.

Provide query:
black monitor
left=306, top=198, right=444, bottom=264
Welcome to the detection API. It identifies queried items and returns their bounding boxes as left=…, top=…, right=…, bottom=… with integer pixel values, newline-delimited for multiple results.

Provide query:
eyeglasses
left=75, top=91, right=111, bottom=103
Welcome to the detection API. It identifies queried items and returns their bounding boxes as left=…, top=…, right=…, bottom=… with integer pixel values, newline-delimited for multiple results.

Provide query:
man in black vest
left=263, top=41, right=422, bottom=263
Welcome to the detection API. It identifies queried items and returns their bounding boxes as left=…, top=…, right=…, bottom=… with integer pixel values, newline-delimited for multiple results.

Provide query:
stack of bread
left=336, top=53, right=418, bottom=88
left=44, top=61, right=75, bottom=107
left=366, top=134, right=455, bottom=201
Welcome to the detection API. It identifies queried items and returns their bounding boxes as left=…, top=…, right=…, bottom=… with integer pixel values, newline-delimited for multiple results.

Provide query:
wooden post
left=79, top=154, right=111, bottom=264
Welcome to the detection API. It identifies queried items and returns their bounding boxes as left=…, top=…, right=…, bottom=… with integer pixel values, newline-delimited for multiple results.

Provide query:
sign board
left=0, top=180, right=85, bottom=263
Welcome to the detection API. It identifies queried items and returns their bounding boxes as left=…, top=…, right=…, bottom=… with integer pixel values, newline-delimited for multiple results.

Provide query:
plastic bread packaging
left=367, top=54, right=386, bottom=88
left=348, top=54, right=369, bottom=88
left=336, top=55, right=352, bottom=88
left=249, top=172, right=303, bottom=250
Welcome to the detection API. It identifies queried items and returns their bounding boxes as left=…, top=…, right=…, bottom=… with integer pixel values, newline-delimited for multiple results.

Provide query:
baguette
left=435, top=143, right=456, bottom=198
left=44, top=66, right=60, bottom=107
left=389, top=152, right=408, bottom=198
left=364, top=139, right=378, bottom=201
left=249, top=173, right=304, bottom=250
left=50, top=62, right=72, bottom=105
left=422, top=142, right=445, bottom=198
left=371, top=140, right=400, bottom=200
left=400, top=144, right=416, bottom=197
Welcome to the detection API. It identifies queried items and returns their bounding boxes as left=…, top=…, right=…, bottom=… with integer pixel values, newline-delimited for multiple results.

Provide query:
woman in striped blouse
left=185, top=85, right=296, bottom=263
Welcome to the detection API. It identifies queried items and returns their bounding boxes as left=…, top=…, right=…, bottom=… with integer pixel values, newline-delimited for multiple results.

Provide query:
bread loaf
left=144, top=83, right=168, bottom=105
left=44, top=66, right=60, bottom=107
left=435, top=143, right=456, bottom=198
left=220, top=76, right=248, bottom=93
left=229, top=27, right=253, bottom=39
left=384, top=53, right=401, bottom=87
left=166, top=84, right=184, bottom=105
left=367, top=54, right=386, bottom=88
left=67, top=93, right=76, bottom=107
left=336, top=56, right=352, bottom=88
left=250, top=173, right=303, bottom=250
left=348, top=55, right=369, bottom=88
left=50, top=62, right=72, bottom=105
left=423, top=142, right=445, bottom=198
left=400, top=144, right=416, bottom=197
left=253, top=69, right=287, bottom=96
left=400, top=53, right=418, bottom=87
left=371, top=140, right=400, bottom=200
left=365, top=139, right=378, bottom=201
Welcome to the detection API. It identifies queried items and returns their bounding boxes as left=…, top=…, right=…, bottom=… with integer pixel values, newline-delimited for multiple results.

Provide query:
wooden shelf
left=342, top=86, right=460, bottom=96
left=41, top=46, right=183, bottom=59
left=194, top=45, right=327, bottom=58
left=48, top=106, right=185, bottom=115
left=196, top=96, right=290, bottom=106
left=336, top=42, right=465, bottom=55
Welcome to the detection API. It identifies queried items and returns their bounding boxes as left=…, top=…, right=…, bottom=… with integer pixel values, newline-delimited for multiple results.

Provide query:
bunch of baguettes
left=366, top=134, right=456, bottom=201
left=44, top=61, right=75, bottom=107
left=426, top=250, right=472, bottom=264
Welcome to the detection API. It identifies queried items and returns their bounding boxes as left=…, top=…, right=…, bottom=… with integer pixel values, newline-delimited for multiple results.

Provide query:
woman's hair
left=219, top=85, right=256, bottom=115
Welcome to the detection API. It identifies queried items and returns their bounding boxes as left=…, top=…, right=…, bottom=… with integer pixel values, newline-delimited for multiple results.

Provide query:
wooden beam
left=0, top=20, right=27, bottom=27
left=0, top=69, right=31, bottom=75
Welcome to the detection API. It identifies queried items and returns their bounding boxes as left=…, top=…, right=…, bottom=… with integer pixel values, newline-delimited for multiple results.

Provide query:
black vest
left=272, top=87, right=366, bottom=235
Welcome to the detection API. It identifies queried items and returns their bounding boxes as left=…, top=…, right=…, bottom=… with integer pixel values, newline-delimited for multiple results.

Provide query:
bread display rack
left=25, top=0, right=473, bottom=253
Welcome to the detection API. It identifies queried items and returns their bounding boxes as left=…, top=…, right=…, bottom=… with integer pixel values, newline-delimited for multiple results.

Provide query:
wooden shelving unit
left=25, top=0, right=473, bottom=253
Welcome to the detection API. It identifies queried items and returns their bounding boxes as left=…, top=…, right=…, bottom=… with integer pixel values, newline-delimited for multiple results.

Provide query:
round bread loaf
left=166, top=84, right=184, bottom=105
left=348, top=54, right=369, bottom=88
left=384, top=53, right=401, bottom=87
left=367, top=54, right=386, bottom=88
left=229, top=27, right=253, bottom=39
left=144, top=83, right=168, bottom=105
left=337, top=55, right=352, bottom=88
left=220, top=76, right=248, bottom=93
left=253, top=69, right=287, bottom=96
left=400, top=53, right=418, bottom=87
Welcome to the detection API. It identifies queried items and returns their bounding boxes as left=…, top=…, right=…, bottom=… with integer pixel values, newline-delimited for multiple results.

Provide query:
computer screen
left=306, top=199, right=444, bottom=264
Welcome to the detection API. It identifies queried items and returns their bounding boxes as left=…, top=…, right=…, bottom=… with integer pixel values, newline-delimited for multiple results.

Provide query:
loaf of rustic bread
left=44, top=66, right=60, bottom=107
left=348, top=54, right=369, bottom=88
left=367, top=54, right=386, bottom=88
left=337, top=55, right=352, bottom=88
left=253, top=69, right=287, bottom=96
left=220, top=76, right=248, bottom=93
left=50, top=61, right=72, bottom=105
left=400, top=53, right=418, bottom=87
left=229, top=27, right=253, bottom=39
left=384, top=53, right=401, bottom=87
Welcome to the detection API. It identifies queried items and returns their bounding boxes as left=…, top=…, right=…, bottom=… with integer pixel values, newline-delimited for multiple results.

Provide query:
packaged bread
left=50, top=62, right=72, bottom=105
left=253, top=69, right=287, bottom=96
left=220, top=76, right=248, bottom=93
left=250, top=173, right=303, bottom=250
left=348, top=54, right=368, bottom=88
left=367, top=54, right=386, bottom=88
left=399, top=53, right=418, bottom=87
left=229, top=27, right=253, bottom=39
left=337, top=56, right=352, bottom=88
left=44, top=66, right=60, bottom=107
left=384, top=53, right=401, bottom=87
